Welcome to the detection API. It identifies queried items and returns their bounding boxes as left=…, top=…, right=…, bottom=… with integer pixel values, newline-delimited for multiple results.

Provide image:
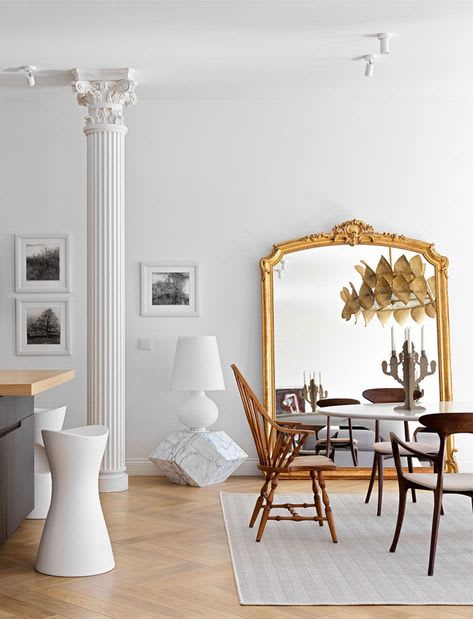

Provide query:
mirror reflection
left=274, top=244, right=439, bottom=468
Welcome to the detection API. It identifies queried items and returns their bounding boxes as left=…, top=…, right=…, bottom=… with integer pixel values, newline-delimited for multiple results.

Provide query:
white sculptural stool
left=27, top=406, right=67, bottom=520
left=35, top=425, right=115, bottom=577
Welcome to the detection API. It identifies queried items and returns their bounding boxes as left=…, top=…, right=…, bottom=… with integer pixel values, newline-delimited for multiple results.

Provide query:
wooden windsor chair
left=389, top=413, right=473, bottom=576
left=231, top=364, right=337, bottom=543
left=363, top=388, right=438, bottom=516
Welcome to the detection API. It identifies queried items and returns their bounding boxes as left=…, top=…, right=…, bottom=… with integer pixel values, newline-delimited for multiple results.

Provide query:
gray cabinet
left=0, top=397, right=34, bottom=543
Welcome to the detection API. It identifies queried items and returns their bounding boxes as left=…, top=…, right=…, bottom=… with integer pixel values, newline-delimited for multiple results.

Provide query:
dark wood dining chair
left=363, top=388, right=437, bottom=516
left=314, top=398, right=360, bottom=466
left=389, top=413, right=473, bottom=576
left=231, top=364, right=338, bottom=543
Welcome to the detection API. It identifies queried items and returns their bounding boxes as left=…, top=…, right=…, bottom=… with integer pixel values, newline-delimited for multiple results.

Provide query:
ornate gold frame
left=261, top=219, right=455, bottom=475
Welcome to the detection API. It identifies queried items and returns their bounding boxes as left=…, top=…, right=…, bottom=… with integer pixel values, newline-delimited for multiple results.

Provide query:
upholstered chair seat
left=373, top=440, right=437, bottom=456
left=404, top=472, right=473, bottom=492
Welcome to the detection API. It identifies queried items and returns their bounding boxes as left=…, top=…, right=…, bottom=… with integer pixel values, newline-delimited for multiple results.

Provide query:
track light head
left=364, top=55, right=376, bottom=78
left=377, top=33, right=392, bottom=55
left=20, top=65, right=36, bottom=87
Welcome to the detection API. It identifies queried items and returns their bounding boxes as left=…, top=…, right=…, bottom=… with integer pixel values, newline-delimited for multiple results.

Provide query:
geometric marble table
left=149, top=430, right=248, bottom=487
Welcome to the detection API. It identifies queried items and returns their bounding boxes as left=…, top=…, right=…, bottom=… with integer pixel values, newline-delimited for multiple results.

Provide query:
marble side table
left=149, top=431, right=248, bottom=487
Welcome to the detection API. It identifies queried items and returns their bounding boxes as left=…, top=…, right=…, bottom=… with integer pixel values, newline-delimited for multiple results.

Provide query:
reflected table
left=279, top=401, right=473, bottom=449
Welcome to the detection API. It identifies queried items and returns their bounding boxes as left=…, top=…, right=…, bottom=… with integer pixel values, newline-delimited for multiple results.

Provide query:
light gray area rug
left=220, top=492, right=473, bottom=605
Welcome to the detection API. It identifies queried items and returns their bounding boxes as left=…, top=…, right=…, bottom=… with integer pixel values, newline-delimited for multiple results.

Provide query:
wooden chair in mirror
left=363, top=388, right=439, bottom=516
left=314, top=398, right=361, bottom=466
left=389, top=412, right=473, bottom=576
left=231, top=364, right=338, bottom=544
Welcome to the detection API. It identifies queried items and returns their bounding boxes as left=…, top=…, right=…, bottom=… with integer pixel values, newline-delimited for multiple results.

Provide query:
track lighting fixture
left=377, top=33, right=392, bottom=55
left=364, top=55, right=376, bottom=78
left=20, top=65, right=36, bottom=87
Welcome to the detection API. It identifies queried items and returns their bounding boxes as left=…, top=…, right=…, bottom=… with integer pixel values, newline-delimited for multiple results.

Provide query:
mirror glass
left=273, top=244, right=439, bottom=467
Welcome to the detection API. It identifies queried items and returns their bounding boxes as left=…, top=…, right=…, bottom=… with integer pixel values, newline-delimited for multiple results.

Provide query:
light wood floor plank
left=0, top=476, right=469, bottom=618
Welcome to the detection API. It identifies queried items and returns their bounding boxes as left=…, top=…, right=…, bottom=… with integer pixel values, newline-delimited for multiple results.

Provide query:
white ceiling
left=1, top=0, right=472, bottom=100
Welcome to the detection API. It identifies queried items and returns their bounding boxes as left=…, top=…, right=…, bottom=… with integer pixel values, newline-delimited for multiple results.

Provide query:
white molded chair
left=35, top=425, right=115, bottom=577
left=27, top=407, right=67, bottom=520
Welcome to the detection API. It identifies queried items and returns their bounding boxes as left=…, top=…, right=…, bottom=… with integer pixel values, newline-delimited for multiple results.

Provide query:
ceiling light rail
left=19, top=65, right=36, bottom=87
left=360, top=32, right=393, bottom=78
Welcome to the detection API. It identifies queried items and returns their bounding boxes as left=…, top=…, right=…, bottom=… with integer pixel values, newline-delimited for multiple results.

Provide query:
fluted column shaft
left=73, top=73, right=136, bottom=492
left=86, top=126, right=126, bottom=491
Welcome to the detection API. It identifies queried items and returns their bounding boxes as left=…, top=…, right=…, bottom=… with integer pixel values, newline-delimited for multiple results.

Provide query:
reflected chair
left=363, top=388, right=438, bottom=516
left=314, top=398, right=361, bottom=466
left=389, top=413, right=473, bottom=576
left=231, top=364, right=337, bottom=543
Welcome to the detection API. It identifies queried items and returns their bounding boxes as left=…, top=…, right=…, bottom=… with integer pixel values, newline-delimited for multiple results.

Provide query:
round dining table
left=278, top=401, right=473, bottom=441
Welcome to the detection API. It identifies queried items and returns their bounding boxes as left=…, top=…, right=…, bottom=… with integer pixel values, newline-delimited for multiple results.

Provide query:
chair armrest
left=273, top=421, right=315, bottom=436
left=279, top=421, right=319, bottom=432
left=390, top=432, right=437, bottom=461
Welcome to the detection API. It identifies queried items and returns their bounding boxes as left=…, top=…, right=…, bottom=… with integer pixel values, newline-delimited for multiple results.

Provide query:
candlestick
left=391, top=326, right=395, bottom=353
left=302, top=371, right=328, bottom=412
left=407, top=328, right=411, bottom=351
left=381, top=337, right=436, bottom=411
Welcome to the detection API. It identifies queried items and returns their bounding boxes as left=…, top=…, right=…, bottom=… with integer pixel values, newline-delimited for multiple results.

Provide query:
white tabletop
left=279, top=401, right=473, bottom=423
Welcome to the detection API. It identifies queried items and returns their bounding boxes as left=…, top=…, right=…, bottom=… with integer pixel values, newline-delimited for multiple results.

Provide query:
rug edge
left=219, top=491, right=245, bottom=606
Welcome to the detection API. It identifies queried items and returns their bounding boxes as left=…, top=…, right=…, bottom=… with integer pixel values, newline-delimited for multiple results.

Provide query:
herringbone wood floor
left=0, top=476, right=470, bottom=618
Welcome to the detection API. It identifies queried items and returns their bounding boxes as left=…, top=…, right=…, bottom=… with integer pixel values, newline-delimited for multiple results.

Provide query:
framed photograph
left=15, top=233, right=71, bottom=292
left=141, top=263, right=199, bottom=316
left=16, top=299, right=71, bottom=355
left=275, top=388, right=306, bottom=416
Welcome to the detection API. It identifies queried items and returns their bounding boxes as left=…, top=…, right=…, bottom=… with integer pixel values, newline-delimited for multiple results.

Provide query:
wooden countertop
left=0, top=370, right=75, bottom=396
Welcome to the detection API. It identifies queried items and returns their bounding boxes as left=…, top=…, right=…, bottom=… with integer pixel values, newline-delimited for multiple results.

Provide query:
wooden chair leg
left=407, top=456, right=417, bottom=503
left=433, top=463, right=445, bottom=516
left=256, top=473, right=279, bottom=542
left=310, top=470, right=323, bottom=527
left=377, top=454, right=384, bottom=517
left=249, top=474, right=271, bottom=528
left=348, top=420, right=358, bottom=466
left=389, top=484, right=408, bottom=553
left=428, top=488, right=443, bottom=576
left=317, top=471, right=337, bottom=543
left=365, top=451, right=378, bottom=504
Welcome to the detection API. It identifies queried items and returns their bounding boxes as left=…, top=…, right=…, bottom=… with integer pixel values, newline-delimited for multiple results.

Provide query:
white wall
left=1, top=93, right=472, bottom=473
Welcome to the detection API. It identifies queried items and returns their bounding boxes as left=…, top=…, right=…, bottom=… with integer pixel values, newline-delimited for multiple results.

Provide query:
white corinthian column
left=72, top=69, right=137, bottom=492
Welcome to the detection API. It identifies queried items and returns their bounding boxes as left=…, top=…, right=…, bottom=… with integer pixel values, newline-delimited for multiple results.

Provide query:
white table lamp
left=171, top=336, right=225, bottom=431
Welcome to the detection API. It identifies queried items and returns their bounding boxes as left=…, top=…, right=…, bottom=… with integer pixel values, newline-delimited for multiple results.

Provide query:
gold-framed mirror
left=261, top=220, right=454, bottom=476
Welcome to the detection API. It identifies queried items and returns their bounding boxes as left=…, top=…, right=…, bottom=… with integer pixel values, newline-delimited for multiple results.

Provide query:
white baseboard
left=126, top=457, right=259, bottom=477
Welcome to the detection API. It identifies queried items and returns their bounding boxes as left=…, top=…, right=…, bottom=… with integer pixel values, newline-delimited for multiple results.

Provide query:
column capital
left=72, top=69, right=137, bottom=129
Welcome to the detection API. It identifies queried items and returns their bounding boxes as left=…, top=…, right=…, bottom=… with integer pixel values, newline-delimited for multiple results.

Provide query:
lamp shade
left=171, top=336, right=225, bottom=392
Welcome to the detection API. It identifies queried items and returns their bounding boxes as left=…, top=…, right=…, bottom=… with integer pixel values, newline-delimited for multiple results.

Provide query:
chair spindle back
left=231, top=364, right=309, bottom=470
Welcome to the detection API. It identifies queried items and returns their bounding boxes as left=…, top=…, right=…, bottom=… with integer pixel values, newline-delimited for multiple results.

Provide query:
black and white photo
left=16, top=299, right=71, bottom=355
left=141, top=263, right=199, bottom=316
left=152, top=271, right=190, bottom=306
left=26, top=242, right=60, bottom=281
left=26, top=306, right=61, bottom=344
left=15, top=234, right=71, bottom=292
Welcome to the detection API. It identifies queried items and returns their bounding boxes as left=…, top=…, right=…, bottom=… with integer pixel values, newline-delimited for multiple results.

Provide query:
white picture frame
left=16, top=298, right=71, bottom=356
left=141, top=263, right=199, bottom=317
left=15, top=233, right=71, bottom=292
